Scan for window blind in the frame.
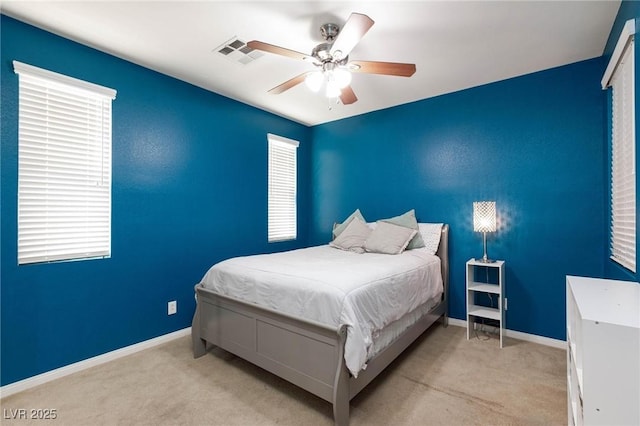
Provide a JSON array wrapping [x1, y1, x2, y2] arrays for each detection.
[[14, 61, 117, 265], [268, 134, 299, 242], [608, 39, 636, 272]]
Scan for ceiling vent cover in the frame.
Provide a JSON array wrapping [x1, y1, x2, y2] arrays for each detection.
[[214, 37, 263, 65]]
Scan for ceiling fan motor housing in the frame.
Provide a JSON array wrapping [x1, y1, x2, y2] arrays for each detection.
[[311, 42, 332, 62], [311, 42, 348, 65]]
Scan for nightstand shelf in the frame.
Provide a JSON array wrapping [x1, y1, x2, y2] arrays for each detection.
[[466, 259, 505, 348], [467, 282, 501, 294], [467, 305, 500, 320]]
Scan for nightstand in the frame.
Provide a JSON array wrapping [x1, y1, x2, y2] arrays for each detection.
[[466, 259, 505, 348]]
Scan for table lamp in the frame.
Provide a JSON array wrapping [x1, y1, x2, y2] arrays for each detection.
[[473, 201, 497, 263]]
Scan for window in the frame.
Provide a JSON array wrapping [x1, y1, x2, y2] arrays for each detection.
[[603, 20, 636, 272], [13, 61, 117, 265], [268, 133, 299, 242]]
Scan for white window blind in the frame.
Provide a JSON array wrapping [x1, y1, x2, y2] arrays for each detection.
[[606, 33, 636, 272], [268, 134, 299, 242], [13, 61, 117, 265]]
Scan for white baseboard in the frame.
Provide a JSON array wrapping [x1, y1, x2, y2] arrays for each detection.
[[447, 318, 566, 349], [0, 327, 191, 399]]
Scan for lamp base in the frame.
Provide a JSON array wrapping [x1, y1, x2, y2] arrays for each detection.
[[474, 257, 496, 264]]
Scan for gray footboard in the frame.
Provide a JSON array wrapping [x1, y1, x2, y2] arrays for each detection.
[[192, 287, 346, 404], [192, 225, 449, 426]]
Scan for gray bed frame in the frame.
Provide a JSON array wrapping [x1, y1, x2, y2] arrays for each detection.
[[192, 224, 449, 425]]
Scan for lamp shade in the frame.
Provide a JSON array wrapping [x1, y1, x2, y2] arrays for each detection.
[[473, 201, 496, 233], [325, 80, 342, 98], [305, 71, 324, 92], [333, 68, 352, 89]]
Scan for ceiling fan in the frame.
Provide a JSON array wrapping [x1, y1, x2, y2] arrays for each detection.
[[247, 12, 416, 105]]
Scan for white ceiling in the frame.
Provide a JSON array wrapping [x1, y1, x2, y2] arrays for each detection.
[[2, 1, 620, 126]]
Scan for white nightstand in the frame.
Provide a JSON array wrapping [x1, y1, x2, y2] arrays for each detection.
[[466, 258, 505, 348]]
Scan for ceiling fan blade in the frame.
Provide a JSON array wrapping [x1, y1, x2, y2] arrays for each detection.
[[330, 13, 374, 61], [340, 85, 358, 105], [247, 40, 310, 61], [268, 72, 313, 94], [349, 60, 416, 77]]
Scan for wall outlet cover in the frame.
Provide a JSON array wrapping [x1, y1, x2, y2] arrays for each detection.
[[168, 300, 177, 315]]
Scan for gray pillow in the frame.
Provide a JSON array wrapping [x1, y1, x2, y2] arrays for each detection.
[[330, 217, 372, 253], [381, 209, 425, 250], [364, 221, 417, 255], [333, 209, 365, 239]]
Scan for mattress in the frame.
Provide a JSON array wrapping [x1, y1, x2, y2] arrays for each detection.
[[199, 245, 443, 377], [368, 293, 441, 360]]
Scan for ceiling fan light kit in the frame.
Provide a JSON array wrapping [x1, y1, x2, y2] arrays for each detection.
[[247, 12, 416, 105], [305, 64, 352, 97]]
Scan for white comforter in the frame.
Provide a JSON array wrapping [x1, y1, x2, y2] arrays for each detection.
[[199, 245, 443, 377]]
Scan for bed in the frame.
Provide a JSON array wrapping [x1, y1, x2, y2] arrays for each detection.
[[192, 223, 449, 425]]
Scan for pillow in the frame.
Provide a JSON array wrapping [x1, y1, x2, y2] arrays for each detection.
[[364, 221, 417, 255], [381, 209, 425, 250], [330, 217, 372, 253], [333, 209, 365, 239], [418, 223, 443, 255]]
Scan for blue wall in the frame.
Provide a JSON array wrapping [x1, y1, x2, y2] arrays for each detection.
[[310, 58, 607, 341], [0, 16, 312, 386], [603, 1, 640, 282]]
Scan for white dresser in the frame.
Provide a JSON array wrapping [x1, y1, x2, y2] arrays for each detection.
[[566, 275, 640, 426]]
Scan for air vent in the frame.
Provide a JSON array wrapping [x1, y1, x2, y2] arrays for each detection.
[[214, 37, 263, 65]]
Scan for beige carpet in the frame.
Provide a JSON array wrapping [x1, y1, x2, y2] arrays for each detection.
[[1, 325, 566, 425]]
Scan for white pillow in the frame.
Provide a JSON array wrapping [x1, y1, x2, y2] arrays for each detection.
[[333, 209, 365, 239], [364, 221, 417, 255], [418, 223, 443, 255], [330, 217, 372, 253]]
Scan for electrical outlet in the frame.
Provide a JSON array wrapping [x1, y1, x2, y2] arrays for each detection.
[[504, 298, 508, 311], [168, 300, 177, 315]]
